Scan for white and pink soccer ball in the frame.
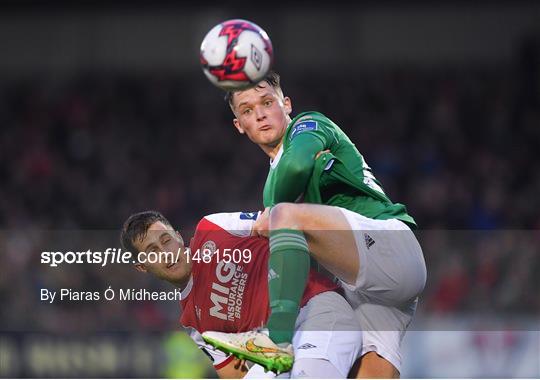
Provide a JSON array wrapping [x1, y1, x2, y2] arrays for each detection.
[[200, 19, 274, 91]]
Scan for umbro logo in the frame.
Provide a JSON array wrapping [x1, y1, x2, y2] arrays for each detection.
[[297, 343, 317, 350], [364, 233, 375, 249]]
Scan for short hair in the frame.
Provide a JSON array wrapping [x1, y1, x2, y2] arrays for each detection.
[[120, 210, 172, 255], [225, 70, 282, 109]]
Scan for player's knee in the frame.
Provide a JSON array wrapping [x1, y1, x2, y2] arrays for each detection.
[[270, 203, 303, 229], [351, 352, 400, 379]]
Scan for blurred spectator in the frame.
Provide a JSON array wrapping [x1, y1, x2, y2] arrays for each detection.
[[1, 55, 539, 332]]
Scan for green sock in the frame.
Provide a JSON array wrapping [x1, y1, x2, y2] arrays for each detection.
[[266, 228, 310, 344]]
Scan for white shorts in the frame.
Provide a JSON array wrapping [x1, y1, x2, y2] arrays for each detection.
[[338, 208, 427, 372], [293, 291, 363, 377], [245, 291, 363, 379]]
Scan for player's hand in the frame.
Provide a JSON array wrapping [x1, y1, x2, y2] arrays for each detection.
[[233, 357, 249, 371], [252, 207, 270, 237], [315, 149, 331, 160]]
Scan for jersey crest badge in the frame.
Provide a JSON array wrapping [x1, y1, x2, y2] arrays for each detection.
[[201, 240, 217, 255]]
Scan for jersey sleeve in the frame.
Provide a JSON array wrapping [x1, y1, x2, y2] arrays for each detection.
[[269, 115, 336, 205], [203, 212, 260, 237], [287, 114, 336, 147], [186, 327, 235, 370]]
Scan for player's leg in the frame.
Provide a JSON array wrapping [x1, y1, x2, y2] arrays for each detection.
[[202, 290, 362, 376], [292, 291, 363, 378], [345, 297, 420, 379], [265, 206, 315, 345], [269, 203, 426, 378], [349, 352, 400, 378], [269, 202, 426, 305], [265, 236, 310, 345], [268, 202, 393, 379], [269, 203, 361, 285], [202, 329, 294, 374], [265, 202, 360, 346]]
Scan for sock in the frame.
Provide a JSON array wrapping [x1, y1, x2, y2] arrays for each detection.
[[266, 228, 310, 344]]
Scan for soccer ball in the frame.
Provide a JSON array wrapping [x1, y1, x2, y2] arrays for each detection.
[[200, 19, 273, 91]]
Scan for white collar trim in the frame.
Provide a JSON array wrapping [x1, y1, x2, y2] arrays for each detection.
[[180, 275, 193, 300], [270, 144, 284, 169]]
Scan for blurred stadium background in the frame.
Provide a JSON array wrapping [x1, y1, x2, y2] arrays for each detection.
[[0, 1, 539, 378]]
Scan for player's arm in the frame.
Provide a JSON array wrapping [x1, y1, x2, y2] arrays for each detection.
[[270, 133, 325, 203]]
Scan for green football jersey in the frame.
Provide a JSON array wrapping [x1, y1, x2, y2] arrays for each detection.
[[263, 111, 416, 228]]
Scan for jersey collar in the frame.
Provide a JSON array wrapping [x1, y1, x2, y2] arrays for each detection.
[[180, 275, 193, 300], [269, 144, 284, 169]]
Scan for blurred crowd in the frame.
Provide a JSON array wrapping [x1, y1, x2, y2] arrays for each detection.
[[1, 43, 539, 331]]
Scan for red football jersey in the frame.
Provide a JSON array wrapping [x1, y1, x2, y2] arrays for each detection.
[[180, 212, 339, 334]]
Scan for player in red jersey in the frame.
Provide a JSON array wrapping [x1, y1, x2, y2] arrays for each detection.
[[121, 210, 362, 378]]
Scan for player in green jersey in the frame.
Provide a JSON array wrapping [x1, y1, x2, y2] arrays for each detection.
[[205, 72, 426, 378]]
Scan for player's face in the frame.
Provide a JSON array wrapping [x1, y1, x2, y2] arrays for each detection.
[[232, 81, 292, 155], [133, 221, 192, 288]]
